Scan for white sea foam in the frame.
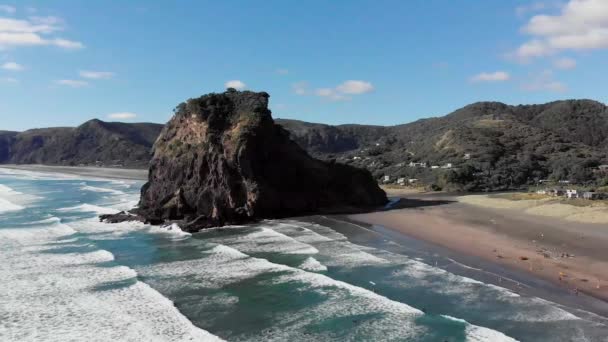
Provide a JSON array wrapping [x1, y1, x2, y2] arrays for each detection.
[[57, 203, 121, 215], [204, 226, 319, 255], [0, 197, 24, 213], [80, 184, 126, 196], [0, 220, 223, 342], [153, 223, 192, 240], [299, 256, 328, 272], [0, 183, 42, 213]]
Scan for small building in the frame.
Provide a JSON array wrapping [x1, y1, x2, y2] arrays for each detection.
[[383, 175, 391, 183], [463, 153, 471, 160], [583, 192, 604, 200], [397, 177, 406, 185], [598, 165, 608, 172], [536, 189, 547, 195], [566, 189, 580, 199], [408, 162, 427, 168], [353, 156, 361, 160], [548, 188, 565, 197], [408, 178, 419, 185], [431, 165, 439, 169], [441, 163, 453, 169]]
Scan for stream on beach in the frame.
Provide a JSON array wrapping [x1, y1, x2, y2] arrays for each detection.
[[1, 167, 607, 341]]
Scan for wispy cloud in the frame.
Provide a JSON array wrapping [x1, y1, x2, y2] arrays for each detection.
[[276, 68, 289, 75], [0, 15, 83, 49], [79, 70, 115, 79], [224, 80, 246, 90], [0, 5, 16, 14], [0, 76, 17, 83], [470, 71, 511, 82], [515, 2, 549, 17], [512, 0, 608, 61], [55, 79, 88, 88], [521, 70, 567, 92], [1, 61, 23, 71], [553, 57, 577, 69], [301, 80, 375, 102], [107, 112, 137, 120], [292, 81, 308, 95]]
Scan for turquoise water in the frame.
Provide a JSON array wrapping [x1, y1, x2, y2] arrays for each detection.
[[1, 168, 607, 341]]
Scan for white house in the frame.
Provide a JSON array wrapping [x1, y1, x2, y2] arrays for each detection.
[[397, 177, 406, 185], [566, 189, 579, 199], [383, 175, 391, 182], [441, 163, 453, 169], [431, 165, 439, 169]]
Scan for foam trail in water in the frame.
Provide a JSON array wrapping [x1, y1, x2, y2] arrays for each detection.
[[202, 226, 319, 255], [299, 256, 328, 272], [80, 184, 127, 196], [0, 220, 223, 342], [57, 203, 120, 215]]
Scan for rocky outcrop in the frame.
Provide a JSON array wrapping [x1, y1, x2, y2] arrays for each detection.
[[105, 89, 387, 231]]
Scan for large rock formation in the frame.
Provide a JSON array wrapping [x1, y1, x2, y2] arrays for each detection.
[[114, 89, 387, 231]]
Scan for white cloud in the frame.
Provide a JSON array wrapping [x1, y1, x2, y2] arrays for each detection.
[[314, 88, 349, 101], [224, 80, 246, 90], [107, 112, 137, 120], [276, 68, 288, 75], [554, 57, 577, 69], [292, 81, 308, 95], [55, 79, 88, 88], [79, 70, 115, 79], [1, 61, 22, 71], [302, 80, 375, 101], [513, 0, 608, 60], [515, 1, 550, 17], [0, 76, 17, 83], [521, 70, 567, 92], [0, 5, 16, 14], [335, 80, 375, 94], [0, 16, 83, 49], [470, 71, 511, 82]]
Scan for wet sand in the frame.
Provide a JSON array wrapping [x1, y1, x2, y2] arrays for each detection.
[[349, 192, 608, 312], [0, 164, 148, 180]]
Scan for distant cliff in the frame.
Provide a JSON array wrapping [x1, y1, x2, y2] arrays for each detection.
[[3, 98, 608, 191], [105, 89, 387, 231], [0, 120, 163, 168], [277, 100, 608, 191]]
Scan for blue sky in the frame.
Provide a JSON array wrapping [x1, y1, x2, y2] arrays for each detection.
[[1, 0, 607, 131]]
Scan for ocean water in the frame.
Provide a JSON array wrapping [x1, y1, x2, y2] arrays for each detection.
[[1, 168, 607, 341]]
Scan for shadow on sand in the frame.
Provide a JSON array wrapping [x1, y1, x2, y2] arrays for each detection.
[[385, 197, 456, 211]]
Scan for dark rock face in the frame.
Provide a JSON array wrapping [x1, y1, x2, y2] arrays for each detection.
[[127, 89, 387, 231]]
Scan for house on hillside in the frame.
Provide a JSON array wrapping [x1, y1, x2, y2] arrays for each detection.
[[547, 188, 565, 197], [431, 165, 439, 169], [408, 178, 419, 185], [566, 189, 580, 199], [583, 191, 604, 200], [397, 177, 406, 185], [441, 163, 453, 169], [463, 153, 471, 160], [408, 162, 427, 168], [383, 175, 391, 183]]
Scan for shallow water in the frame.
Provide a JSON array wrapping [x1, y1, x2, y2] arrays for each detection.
[[1, 167, 607, 341]]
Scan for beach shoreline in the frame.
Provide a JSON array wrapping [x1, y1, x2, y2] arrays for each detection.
[[345, 192, 608, 319], [0, 164, 148, 181]]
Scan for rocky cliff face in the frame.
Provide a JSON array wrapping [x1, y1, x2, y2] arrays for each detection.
[[130, 89, 387, 231]]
